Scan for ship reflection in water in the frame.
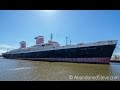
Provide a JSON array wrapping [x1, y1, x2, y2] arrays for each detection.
[[0, 57, 120, 81]]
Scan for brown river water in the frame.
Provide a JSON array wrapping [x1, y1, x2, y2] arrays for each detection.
[[0, 57, 120, 81]]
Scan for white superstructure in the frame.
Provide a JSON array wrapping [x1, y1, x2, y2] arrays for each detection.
[[6, 40, 118, 54]]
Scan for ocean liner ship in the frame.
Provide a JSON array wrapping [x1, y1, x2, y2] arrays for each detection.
[[2, 34, 118, 64]]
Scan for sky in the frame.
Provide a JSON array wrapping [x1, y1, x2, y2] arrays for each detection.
[[0, 10, 120, 55]]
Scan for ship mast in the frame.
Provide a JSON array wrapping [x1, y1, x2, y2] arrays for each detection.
[[70, 40, 71, 45], [7, 48, 9, 52], [66, 36, 68, 46], [51, 33, 53, 41]]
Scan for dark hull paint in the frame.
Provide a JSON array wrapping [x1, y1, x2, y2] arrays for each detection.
[[2, 44, 116, 64]]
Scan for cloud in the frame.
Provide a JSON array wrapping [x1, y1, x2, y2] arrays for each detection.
[[0, 44, 12, 50], [0, 49, 6, 55], [0, 44, 17, 55]]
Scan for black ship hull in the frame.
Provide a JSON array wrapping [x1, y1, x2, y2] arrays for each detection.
[[2, 44, 116, 64]]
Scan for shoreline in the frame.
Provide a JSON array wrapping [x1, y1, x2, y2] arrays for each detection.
[[110, 60, 120, 63]]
